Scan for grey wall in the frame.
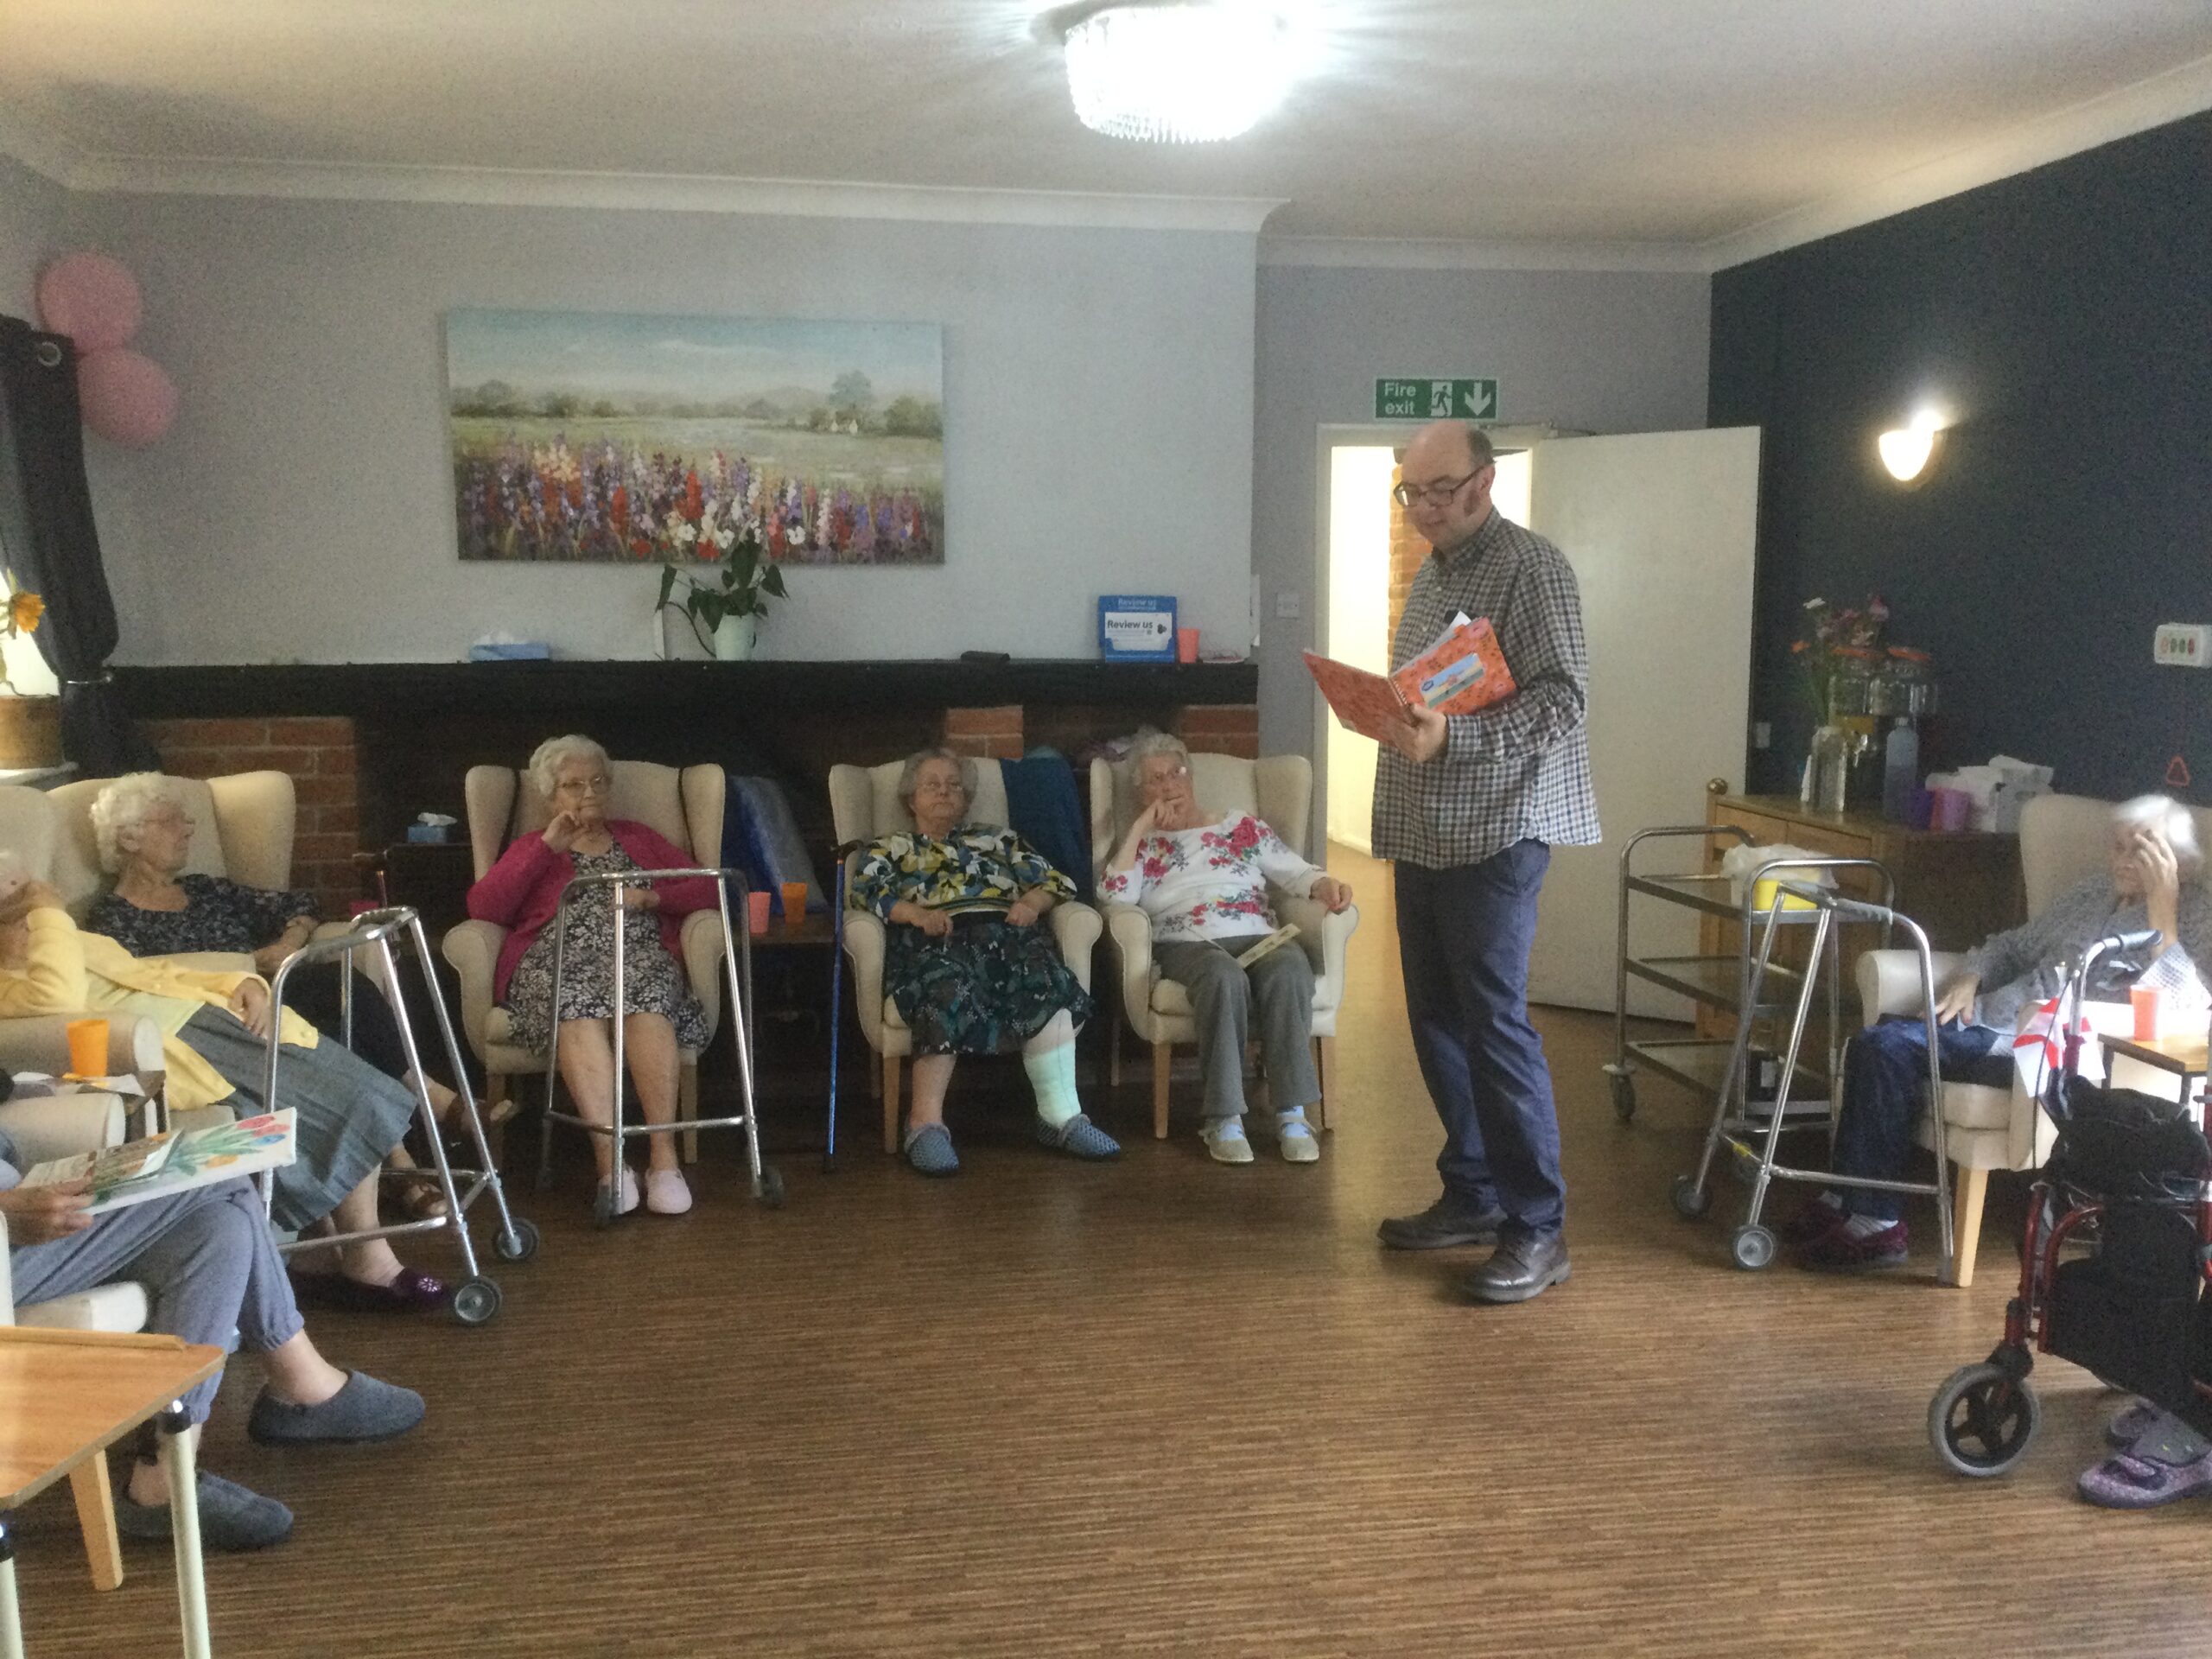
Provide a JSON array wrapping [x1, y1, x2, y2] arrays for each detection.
[[0, 156, 63, 319], [58, 191, 1260, 665], [1250, 264, 1713, 822]]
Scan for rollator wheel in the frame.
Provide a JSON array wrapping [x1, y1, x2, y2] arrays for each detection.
[[1929, 1362, 2040, 1477], [1669, 1175, 1713, 1220], [493, 1217, 542, 1262], [1729, 1224, 1777, 1270], [591, 1184, 617, 1229], [1609, 1071, 1637, 1122], [754, 1166, 786, 1208], [450, 1277, 503, 1326]]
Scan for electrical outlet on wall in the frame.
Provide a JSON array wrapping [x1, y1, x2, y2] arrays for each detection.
[[1752, 721, 1771, 750], [1275, 591, 1302, 620], [2154, 623, 2211, 667]]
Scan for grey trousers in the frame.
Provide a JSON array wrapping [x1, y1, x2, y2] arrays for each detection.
[[1154, 933, 1319, 1120], [9, 1177, 305, 1424]]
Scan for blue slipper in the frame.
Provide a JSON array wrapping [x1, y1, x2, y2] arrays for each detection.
[[116, 1471, 293, 1552], [1037, 1113, 1121, 1160], [247, 1371, 425, 1446], [905, 1122, 960, 1177]]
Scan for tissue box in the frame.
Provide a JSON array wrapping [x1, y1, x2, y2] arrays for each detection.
[[468, 641, 551, 662], [406, 823, 450, 843]]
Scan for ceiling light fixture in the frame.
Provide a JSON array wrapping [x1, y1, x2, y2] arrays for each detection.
[[1061, 2, 1294, 144], [1877, 410, 1947, 485]]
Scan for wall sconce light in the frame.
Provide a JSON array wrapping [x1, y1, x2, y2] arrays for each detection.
[[1877, 410, 1946, 485]]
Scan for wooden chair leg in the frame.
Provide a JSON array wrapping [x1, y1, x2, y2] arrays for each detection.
[[678, 1064, 700, 1165], [882, 1052, 903, 1155], [1948, 1164, 1989, 1287], [1313, 1036, 1333, 1131], [1152, 1042, 1173, 1140], [71, 1451, 123, 1592]]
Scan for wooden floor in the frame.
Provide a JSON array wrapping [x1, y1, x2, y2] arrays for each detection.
[[13, 845, 2211, 1656]]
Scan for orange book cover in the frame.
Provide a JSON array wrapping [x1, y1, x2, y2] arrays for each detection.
[[1305, 618, 1516, 741]]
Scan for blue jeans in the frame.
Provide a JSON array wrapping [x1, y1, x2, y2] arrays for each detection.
[[1395, 842, 1565, 1236], [1833, 1015, 2012, 1220]]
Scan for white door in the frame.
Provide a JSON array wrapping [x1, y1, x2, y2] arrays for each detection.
[[1525, 427, 1762, 1014], [1324, 448, 1397, 851]]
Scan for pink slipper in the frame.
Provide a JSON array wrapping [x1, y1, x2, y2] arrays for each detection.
[[645, 1168, 692, 1216]]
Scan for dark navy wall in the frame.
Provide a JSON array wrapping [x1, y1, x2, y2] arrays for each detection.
[[1711, 113, 2212, 800]]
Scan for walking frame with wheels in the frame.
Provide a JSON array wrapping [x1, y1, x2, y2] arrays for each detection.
[[259, 906, 539, 1327], [1928, 927, 2212, 1478], [531, 867, 784, 1222], [1666, 864, 1915, 1272]]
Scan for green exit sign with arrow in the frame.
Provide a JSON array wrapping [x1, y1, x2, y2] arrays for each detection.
[[1375, 377, 1498, 421]]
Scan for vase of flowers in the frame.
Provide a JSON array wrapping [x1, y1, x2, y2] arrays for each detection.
[[0, 587, 57, 769], [657, 518, 787, 661], [1790, 594, 1887, 810]]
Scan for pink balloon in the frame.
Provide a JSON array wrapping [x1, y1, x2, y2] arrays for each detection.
[[36, 253, 143, 353], [78, 348, 178, 447]]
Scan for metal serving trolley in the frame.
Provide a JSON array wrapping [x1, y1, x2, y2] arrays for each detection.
[[1603, 826, 1897, 1267], [263, 906, 537, 1325], [531, 866, 785, 1223]]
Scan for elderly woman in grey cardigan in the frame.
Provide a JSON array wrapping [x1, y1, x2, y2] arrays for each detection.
[[1792, 793, 2211, 1274]]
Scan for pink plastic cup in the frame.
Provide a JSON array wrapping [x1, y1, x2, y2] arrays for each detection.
[[747, 891, 772, 935]]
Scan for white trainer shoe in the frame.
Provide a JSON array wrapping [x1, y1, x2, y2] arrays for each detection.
[[1201, 1116, 1254, 1165], [1277, 1112, 1321, 1164]]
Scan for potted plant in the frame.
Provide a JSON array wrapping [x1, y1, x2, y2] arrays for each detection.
[[0, 585, 57, 769], [657, 519, 789, 661]]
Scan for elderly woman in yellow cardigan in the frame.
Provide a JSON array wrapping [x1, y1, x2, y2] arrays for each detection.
[[0, 874, 441, 1311]]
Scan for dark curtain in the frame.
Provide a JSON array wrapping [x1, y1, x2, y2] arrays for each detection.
[[0, 315, 156, 773]]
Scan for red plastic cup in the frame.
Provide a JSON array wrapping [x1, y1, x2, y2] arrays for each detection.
[[2132, 984, 2159, 1040], [1176, 626, 1200, 664], [747, 891, 772, 936]]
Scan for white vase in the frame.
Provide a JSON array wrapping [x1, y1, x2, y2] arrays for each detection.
[[711, 613, 757, 662]]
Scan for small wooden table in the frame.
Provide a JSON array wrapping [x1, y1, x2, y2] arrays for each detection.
[[0, 1326, 226, 1657], [2101, 1032, 2210, 1096]]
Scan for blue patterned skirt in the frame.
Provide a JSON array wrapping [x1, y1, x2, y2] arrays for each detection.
[[884, 914, 1092, 1056]]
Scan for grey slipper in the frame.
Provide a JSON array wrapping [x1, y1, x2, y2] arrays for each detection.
[[116, 1471, 294, 1552], [905, 1122, 960, 1177], [1037, 1113, 1122, 1160], [247, 1370, 426, 1446]]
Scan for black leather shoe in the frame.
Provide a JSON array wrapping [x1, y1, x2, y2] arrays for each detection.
[[1377, 1197, 1507, 1250], [1461, 1231, 1571, 1303]]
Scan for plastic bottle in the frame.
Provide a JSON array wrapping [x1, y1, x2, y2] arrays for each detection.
[[1883, 718, 1920, 822]]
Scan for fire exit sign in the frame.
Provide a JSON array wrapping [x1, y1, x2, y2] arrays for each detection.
[[1375, 377, 1498, 421]]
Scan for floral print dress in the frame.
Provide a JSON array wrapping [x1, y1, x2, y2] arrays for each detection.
[[1097, 812, 1324, 943], [850, 826, 1092, 1056], [504, 844, 709, 1052]]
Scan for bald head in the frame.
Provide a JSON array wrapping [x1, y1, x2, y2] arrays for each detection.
[[1395, 421, 1497, 551]]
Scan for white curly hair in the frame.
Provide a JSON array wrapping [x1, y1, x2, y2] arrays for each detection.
[[2113, 794, 2203, 877], [89, 772, 185, 874], [528, 734, 612, 801]]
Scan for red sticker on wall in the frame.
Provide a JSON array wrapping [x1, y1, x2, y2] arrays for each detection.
[[2166, 754, 2191, 789]]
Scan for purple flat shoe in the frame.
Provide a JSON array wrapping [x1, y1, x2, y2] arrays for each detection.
[[290, 1266, 449, 1314], [2078, 1446, 2212, 1510]]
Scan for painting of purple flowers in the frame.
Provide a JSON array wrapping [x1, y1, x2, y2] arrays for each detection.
[[445, 308, 944, 564]]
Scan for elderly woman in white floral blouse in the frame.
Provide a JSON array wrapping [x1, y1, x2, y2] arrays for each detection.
[[1100, 734, 1353, 1166]]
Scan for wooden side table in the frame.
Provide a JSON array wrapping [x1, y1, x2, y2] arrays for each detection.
[[2101, 1033, 2209, 1098], [0, 1326, 226, 1657]]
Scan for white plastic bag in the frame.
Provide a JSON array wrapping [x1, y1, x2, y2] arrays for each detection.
[[1719, 842, 1838, 911]]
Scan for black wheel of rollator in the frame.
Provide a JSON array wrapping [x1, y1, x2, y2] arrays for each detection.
[[1669, 1174, 1713, 1220], [754, 1166, 785, 1208], [450, 1277, 502, 1326], [1929, 1362, 2040, 1477], [591, 1183, 617, 1230], [1730, 1224, 1777, 1270], [493, 1217, 541, 1262], [1610, 1071, 1637, 1122]]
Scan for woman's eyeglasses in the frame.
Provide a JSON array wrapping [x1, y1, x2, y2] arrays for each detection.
[[557, 775, 612, 798]]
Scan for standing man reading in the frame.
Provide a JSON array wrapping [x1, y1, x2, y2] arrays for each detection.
[[1373, 421, 1599, 1304]]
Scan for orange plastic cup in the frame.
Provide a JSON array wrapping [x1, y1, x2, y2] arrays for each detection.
[[747, 891, 772, 935], [781, 881, 808, 929], [65, 1016, 109, 1080], [2132, 984, 2159, 1040]]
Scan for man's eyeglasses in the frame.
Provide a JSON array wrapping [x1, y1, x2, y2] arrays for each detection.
[[1392, 470, 1483, 509]]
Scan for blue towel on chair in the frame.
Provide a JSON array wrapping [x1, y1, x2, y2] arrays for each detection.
[[723, 774, 827, 912], [1001, 750, 1091, 902]]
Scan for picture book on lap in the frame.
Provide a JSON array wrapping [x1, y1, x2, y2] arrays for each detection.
[[19, 1110, 297, 1216]]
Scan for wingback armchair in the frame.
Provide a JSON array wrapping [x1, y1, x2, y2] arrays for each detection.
[[828, 758, 1102, 1154], [1855, 791, 2212, 1287], [442, 760, 728, 1159], [1088, 751, 1357, 1140]]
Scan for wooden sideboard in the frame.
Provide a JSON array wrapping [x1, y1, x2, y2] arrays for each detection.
[[1694, 791, 2026, 1039]]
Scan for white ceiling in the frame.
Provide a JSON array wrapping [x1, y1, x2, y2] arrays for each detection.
[[1, 1, 2208, 264]]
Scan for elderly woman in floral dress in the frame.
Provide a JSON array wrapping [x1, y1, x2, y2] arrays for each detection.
[[852, 748, 1117, 1177], [1099, 733, 1354, 1165]]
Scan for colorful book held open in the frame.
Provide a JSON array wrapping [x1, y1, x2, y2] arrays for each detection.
[[1303, 615, 1516, 744], [19, 1110, 298, 1217]]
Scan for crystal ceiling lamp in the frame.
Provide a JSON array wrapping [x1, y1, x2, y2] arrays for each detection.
[[1060, 2, 1294, 143]]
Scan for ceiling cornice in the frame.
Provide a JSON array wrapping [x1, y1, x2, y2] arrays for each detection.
[[1700, 48, 2212, 270], [1259, 235, 1709, 274], [58, 152, 1287, 234]]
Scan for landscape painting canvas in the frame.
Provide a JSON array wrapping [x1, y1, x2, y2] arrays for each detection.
[[446, 308, 944, 564]]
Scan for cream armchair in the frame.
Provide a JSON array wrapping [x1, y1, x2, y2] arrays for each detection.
[[828, 759, 1102, 1154], [1856, 792, 2212, 1288], [1089, 752, 1357, 1140], [442, 760, 728, 1160]]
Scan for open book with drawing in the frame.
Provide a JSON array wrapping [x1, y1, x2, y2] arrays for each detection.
[[1303, 613, 1516, 744], [18, 1110, 297, 1216]]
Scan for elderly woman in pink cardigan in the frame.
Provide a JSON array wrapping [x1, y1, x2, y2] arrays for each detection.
[[467, 734, 721, 1218]]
